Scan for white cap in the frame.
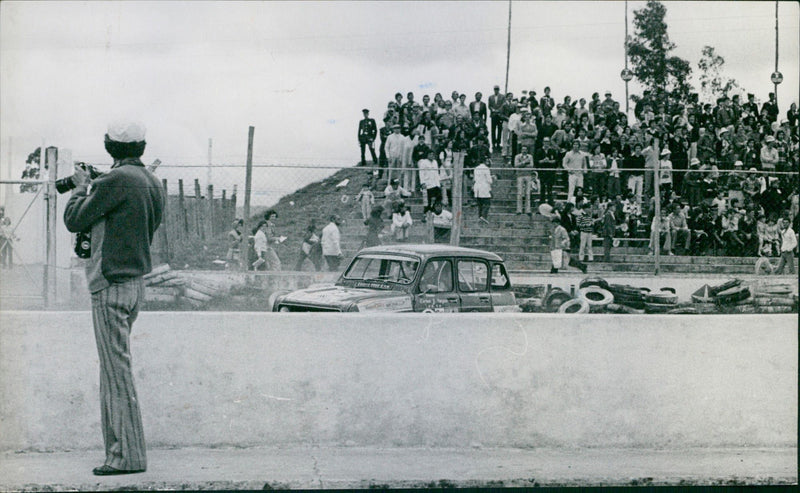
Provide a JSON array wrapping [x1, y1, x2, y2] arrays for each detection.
[[107, 121, 146, 143]]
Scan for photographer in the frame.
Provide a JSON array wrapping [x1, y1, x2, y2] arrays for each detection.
[[63, 121, 164, 476]]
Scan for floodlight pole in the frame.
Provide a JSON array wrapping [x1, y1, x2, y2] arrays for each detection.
[[774, 0, 779, 105], [624, 0, 629, 116], [504, 0, 512, 94]]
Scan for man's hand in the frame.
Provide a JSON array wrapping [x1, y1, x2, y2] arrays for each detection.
[[72, 164, 91, 190]]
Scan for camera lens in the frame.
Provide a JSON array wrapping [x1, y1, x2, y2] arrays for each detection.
[[55, 176, 76, 194]]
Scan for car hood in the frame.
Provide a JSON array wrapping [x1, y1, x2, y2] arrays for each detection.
[[280, 285, 412, 310]]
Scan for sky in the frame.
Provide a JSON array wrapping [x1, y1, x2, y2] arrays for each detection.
[[1, 0, 798, 206]]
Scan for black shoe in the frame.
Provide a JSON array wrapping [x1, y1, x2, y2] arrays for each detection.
[[550, 267, 558, 274], [580, 265, 588, 274], [93, 465, 146, 476]]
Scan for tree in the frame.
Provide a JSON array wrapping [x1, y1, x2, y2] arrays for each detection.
[[697, 45, 741, 103], [626, 0, 692, 103]]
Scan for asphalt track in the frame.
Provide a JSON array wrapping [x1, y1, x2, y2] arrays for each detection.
[[0, 446, 796, 490]]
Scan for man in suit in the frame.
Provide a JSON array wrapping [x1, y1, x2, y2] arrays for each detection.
[[488, 85, 505, 151], [601, 205, 616, 262], [64, 121, 164, 476], [469, 92, 487, 123], [358, 108, 378, 166]]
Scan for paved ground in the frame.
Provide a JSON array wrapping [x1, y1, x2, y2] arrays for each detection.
[[0, 446, 795, 490]]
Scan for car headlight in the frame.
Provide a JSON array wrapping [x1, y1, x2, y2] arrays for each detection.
[[278, 306, 291, 313], [346, 304, 360, 312]]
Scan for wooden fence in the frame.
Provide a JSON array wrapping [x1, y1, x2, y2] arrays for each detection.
[[152, 178, 237, 264]]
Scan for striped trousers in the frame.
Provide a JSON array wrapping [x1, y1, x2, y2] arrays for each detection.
[[91, 278, 147, 471]]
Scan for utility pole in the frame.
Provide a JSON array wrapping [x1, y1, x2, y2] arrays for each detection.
[[44, 145, 58, 305], [504, 0, 512, 94], [774, 0, 779, 105], [240, 127, 255, 271]]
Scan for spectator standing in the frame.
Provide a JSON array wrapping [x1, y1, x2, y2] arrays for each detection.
[[514, 145, 534, 215], [587, 144, 607, 199], [469, 92, 487, 122], [473, 160, 493, 223], [259, 210, 282, 271], [549, 215, 587, 274], [562, 140, 586, 203], [658, 148, 673, 198], [439, 140, 454, 206], [517, 111, 538, 155], [391, 202, 413, 242], [0, 216, 16, 268], [321, 214, 343, 271], [642, 136, 660, 199], [358, 108, 378, 167], [453, 93, 470, 121], [295, 220, 323, 271], [601, 204, 617, 262], [226, 219, 243, 262], [576, 202, 595, 262], [500, 93, 516, 160], [488, 85, 505, 151], [384, 124, 404, 183], [535, 137, 558, 206], [418, 150, 442, 219], [539, 86, 555, 116], [354, 182, 375, 221], [607, 148, 622, 199], [363, 206, 384, 248]]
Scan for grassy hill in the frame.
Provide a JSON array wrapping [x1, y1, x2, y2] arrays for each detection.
[[172, 165, 377, 270]]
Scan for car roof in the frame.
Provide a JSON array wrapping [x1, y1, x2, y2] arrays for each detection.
[[357, 244, 504, 262]]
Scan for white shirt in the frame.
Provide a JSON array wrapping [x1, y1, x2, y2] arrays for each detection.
[[321, 222, 341, 256], [473, 163, 493, 198], [418, 158, 441, 188], [385, 133, 405, 159], [780, 226, 797, 252], [254, 229, 268, 255], [392, 211, 413, 229], [432, 209, 453, 228]]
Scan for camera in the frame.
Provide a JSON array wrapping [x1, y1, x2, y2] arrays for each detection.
[[55, 162, 102, 194]]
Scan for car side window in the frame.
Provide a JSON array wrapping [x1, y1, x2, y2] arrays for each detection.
[[418, 259, 453, 293], [457, 260, 488, 293], [491, 263, 510, 290]]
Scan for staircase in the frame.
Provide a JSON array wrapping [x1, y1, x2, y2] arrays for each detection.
[[338, 152, 770, 275]]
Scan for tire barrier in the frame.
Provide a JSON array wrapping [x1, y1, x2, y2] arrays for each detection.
[[577, 286, 614, 312], [558, 297, 591, 314], [607, 284, 648, 309], [644, 288, 679, 305], [715, 286, 751, 306], [543, 289, 573, 312], [579, 276, 610, 292], [754, 257, 775, 275], [708, 279, 742, 296], [644, 301, 677, 314], [605, 303, 644, 314]]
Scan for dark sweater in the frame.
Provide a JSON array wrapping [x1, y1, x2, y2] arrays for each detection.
[[64, 157, 164, 291]]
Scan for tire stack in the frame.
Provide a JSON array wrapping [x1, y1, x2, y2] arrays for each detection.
[[738, 280, 797, 314]]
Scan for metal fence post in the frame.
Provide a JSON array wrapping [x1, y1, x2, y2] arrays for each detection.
[[450, 152, 463, 246], [240, 126, 254, 271]]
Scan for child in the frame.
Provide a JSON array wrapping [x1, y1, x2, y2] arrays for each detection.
[[391, 201, 413, 242], [355, 182, 375, 221], [382, 178, 411, 217]]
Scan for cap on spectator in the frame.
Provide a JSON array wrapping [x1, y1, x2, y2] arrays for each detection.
[[493, 85, 500, 89], [749, 167, 757, 171], [660, 148, 671, 156], [392, 123, 401, 129], [719, 128, 728, 134], [734, 160, 743, 167], [604, 90, 612, 96], [362, 108, 369, 113], [765, 135, 775, 142], [107, 120, 146, 143], [530, 90, 537, 95], [747, 93, 754, 98], [690, 158, 700, 166]]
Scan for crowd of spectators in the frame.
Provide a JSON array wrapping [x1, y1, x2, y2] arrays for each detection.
[[357, 84, 798, 264]]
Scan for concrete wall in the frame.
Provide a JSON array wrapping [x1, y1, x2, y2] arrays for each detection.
[[0, 312, 796, 452]]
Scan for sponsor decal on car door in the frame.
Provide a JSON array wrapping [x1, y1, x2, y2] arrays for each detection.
[[414, 258, 459, 312]]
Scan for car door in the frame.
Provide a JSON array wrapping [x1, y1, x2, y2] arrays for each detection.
[[489, 262, 516, 311], [456, 258, 492, 312], [414, 257, 459, 312]]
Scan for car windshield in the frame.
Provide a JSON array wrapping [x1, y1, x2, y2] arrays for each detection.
[[343, 254, 420, 285]]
